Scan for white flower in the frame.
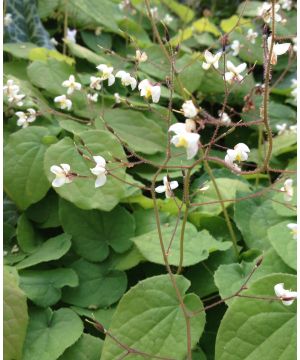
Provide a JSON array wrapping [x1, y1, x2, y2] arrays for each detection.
[[15, 108, 36, 128], [135, 50, 148, 63], [267, 37, 290, 65], [50, 164, 73, 187], [225, 143, 250, 166], [115, 71, 137, 90], [292, 37, 297, 52], [155, 176, 178, 198], [276, 123, 287, 135], [246, 29, 258, 44], [182, 100, 198, 118], [66, 28, 77, 43], [274, 283, 297, 305], [138, 79, 161, 103], [202, 50, 222, 70], [114, 93, 121, 103], [287, 223, 297, 240], [258, 2, 282, 23], [289, 124, 297, 133], [169, 123, 200, 160], [163, 14, 173, 25], [87, 93, 98, 102], [96, 64, 115, 86], [62, 75, 82, 95], [54, 95, 72, 111], [90, 156, 107, 188], [219, 111, 231, 125], [231, 40, 241, 56], [3, 79, 25, 106], [50, 37, 58, 46], [4, 13, 12, 27], [224, 61, 247, 83], [280, 179, 293, 202], [89, 76, 102, 90], [279, 0, 293, 11], [150, 7, 158, 20]]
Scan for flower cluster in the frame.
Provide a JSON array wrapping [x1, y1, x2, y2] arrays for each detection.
[[3, 79, 26, 107], [15, 109, 37, 128]]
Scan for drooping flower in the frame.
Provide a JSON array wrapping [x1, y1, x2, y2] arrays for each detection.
[[155, 176, 179, 198], [87, 93, 98, 103], [66, 28, 77, 43], [258, 2, 282, 23], [287, 223, 297, 240], [163, 14, 173, 25], [280, 179, 293, 201], [225, 143, 250, 167], [114, 93, 121, 104], [246, 28, 258, 44], [50, 164, 73, 187], [135, 50, 148, 63], [169, 123, 200, 160], [62, 75, 82, 95], [202, 50, 222, 70], [89, 76, 102, 90], [274, 283, 297, 305], [90, 156, 107, 188], [231, 40, 241, 56], [96, 64, 115, 86], [276, 123, 287, 135], [138, 79, 161, 103], [54, 95, 72, 110], [15, 108, 36, 128], [224, 61, 247, 84], [115, 71, 137, 90], [4, 13, 12, 27], [219, 111, 231, 125], [182, 100, 198, 118], [267, 37, 290, 65]]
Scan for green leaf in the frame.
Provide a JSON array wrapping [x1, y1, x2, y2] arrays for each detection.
[[102, 109, 167, 155], [215, 274, 296, 360], [4, 127, 51, 210], [62, 259, 127, 309], [16, 233, 72, 270], [27, 58, 74, 95], [71, 306, 115, 330], [118, 18, 151, 46], [16, 214, 42, 253], [19, 268, 78, 307], [192, 18, 221, 36], [220, 16, 248, 33], [101, 274, 205, 359], [237, 1, 263, 17], [110, 245, 145, 271], [58, 334, 103, 360], [132, 221, 231, 266], [4, 267, 28, 360], [26, 191, 60, 228], [271, 132, 297, 157], [59, 199, 134, 262], [214, 249, 295, 304], [22, 307, 83, 360], [162, 0, 195, 23], [268, 221, 297, 270], [192, 177, 250, 216], [5, 0, 54, 48], [234, 194, 283, 250], [61, 0, 119, 33], [44, 130, 127, 211]]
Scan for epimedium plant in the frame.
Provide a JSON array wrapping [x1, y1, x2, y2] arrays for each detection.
[[3, 0, 297, 359]]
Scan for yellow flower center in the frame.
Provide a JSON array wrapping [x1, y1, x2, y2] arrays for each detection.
[[145, 87, 152, 98], [235, 153, 242, 162], [175, 136, 188, 148]]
